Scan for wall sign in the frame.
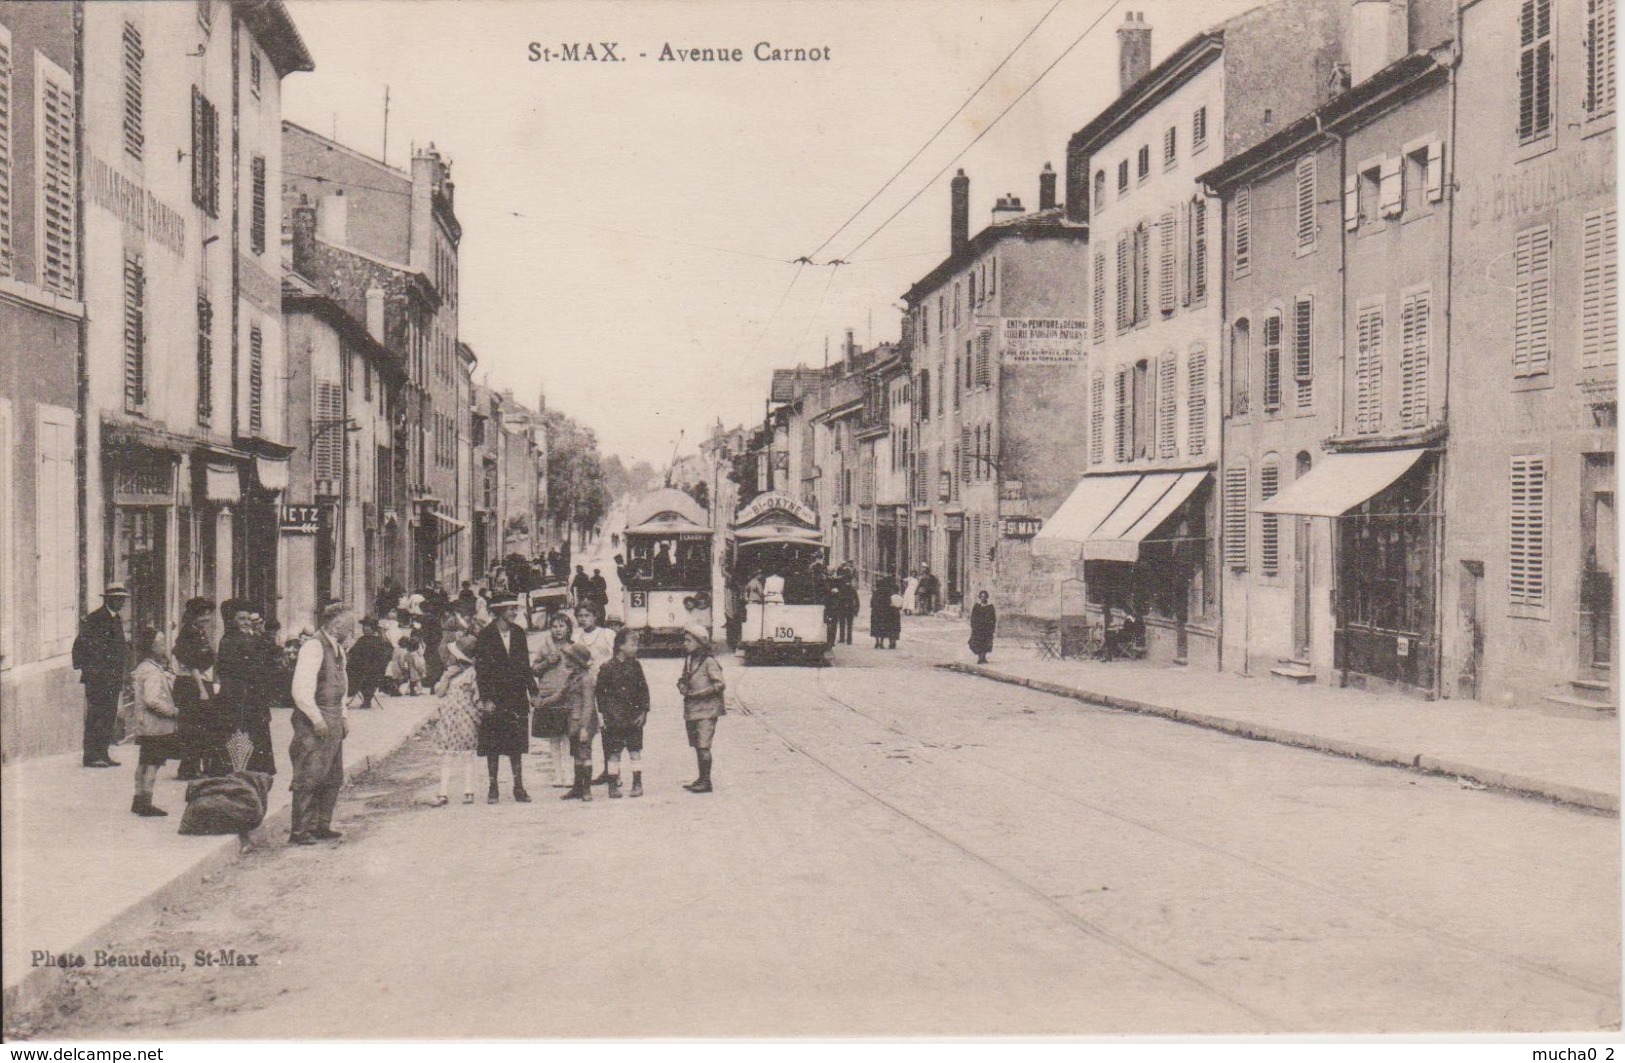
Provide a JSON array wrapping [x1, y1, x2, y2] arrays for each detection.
[[281, 504, 322, 535], [1002, 318, 1086, 364], [1001, 516, 1043, 539]]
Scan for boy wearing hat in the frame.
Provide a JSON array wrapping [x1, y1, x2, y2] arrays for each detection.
[[72, 584, 130, 768], [677, 624, 725, 793], [558, 642, 597, 801]]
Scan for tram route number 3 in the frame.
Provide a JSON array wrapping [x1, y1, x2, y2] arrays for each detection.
[[773, 626, 796, 640]]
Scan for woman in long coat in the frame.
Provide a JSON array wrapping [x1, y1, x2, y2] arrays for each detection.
[[870, 576, 901, 649], [475, 596, 536, 803], [531, 611, 577, 787], [968, 590, 997, 664]]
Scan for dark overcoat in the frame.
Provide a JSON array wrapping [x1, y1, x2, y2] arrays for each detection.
[[475, 620, 534, 757]]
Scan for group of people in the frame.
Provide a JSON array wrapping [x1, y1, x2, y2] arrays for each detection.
[[569, 565, 612, 613]]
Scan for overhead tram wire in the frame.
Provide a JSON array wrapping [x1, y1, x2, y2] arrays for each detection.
[[791, 263, 841, 362], [801, 0, 1070, 263], [836, 0, 1124, 262]]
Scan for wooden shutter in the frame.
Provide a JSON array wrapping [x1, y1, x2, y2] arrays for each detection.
[[1092, 252, 1106, 342], [1508, 456, 1548, 608], [37, 405, 77, 655], [249, 326, 265, 436], [0, 25, 12, 278], [1177, 200, 1192, 306], [251, 155, 267, 255], [1379, 156, 1403, 217], [1582, 208, 1618, 368], [1223, 465, 1249, 570], [1587, 0, 1616, 115], [975, 329, 992, 387], [1356, 305, 1384, 434], [191, 87, 206, 210], [1520, 0, 1554, 141], [1188, 345, 1207, 457], [1344, 173, 1360, 231], [1192, 198, 1208, 300], [1293, 296, 1314, 410], [1164, 125, 1177, 166], [1159, 210, 1176, 313], [1260, 462, 1280, 577], [1400, 290, 1432, 429], [196, 293, 213, 424], [122, 22, 143, 159], [1113, 367, 1128, 462], [1263, 313, 1283, 411], [1234, 186, 1251, 276], [1116, 237, 1130, 332], [123, 254, 145, 411], [315, 380, 344, 487], [960, 426, 971, 483], [1231, 322, 1250, 416], [1514, 224, 1552, 376], [1089, 370, 1105, 465], [1134, 224, 1151, 323], [39, 59, 75, 297], [1159, 353, 1177, 458], [1295, 157, 1317, 251], [1193, 105, 1207, 150], [1425, 141, 1445, 203]]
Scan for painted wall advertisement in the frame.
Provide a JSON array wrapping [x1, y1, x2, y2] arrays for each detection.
[[1001, 318, 1087, 364]]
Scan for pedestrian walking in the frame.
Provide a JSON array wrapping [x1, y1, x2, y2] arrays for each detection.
[[128, 628, 181, 817], [570, 565, 592, 607], [918, 569, 940, 615], [573, 601, 617, 784], [171, 597, 217, 780], [837, 575, 859, 644], [870, 576, 901, 650], [531, 611, 577, 787], [902, 572, 921, 616], [347, 617, 394, 708], [217, 601, 276, 776], [968, 591, 997, 665], [475, 595, 536, 803], [557, 643, 596, 802], [596, 628, 649, 799], [677, 624, 725, 794], [72, 584, 130, 768], [288, 603, 355, 845], [431, 635, 482, 806], [388, 635, 427, 694], [590, 568, 609, 611]]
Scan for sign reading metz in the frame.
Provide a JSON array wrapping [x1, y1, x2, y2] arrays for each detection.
[[280, 505, 322, 535], [1001, 318, 1086, 364]]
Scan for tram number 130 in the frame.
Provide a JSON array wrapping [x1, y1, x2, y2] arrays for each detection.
[[773, 626, 796, 640]]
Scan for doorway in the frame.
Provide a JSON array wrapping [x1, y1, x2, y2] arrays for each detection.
[[1456, 560, 1484, 701], [116, 506, 168, 643], [1292, 452, 1313, 659], [1580, 453, 1615, 682]]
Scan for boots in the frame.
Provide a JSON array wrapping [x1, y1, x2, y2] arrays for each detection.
[[579, 764, 593, 802], [131, 796, 167, 817], [607, 774, 622, 799], [512, 759, 530, 802], [630, 770, 643, 798], [487, 781, 500, 804], [560, 764, 586, 801]]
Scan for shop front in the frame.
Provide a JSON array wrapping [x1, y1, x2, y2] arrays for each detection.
[[105, 444, 180, 642]]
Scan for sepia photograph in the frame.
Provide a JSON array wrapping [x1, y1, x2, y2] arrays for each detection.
[[0, 0, 1618, 1047]]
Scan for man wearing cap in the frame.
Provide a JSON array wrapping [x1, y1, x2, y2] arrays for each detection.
[[73, 584, 130, 768], [677, 623, 726, 793], [288, 602, 355, 845]]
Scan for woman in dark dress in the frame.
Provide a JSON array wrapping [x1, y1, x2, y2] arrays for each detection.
[[870, 576, 901, 650], [171, 597, 216, 780], [968, 590, 997, 664], [475, 596, 536, 803]]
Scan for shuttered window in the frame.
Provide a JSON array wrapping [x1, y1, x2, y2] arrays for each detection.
[[1159, 210, 1176, 314], [315, 380, 344, 487], [975, 329, 992, 387], [1520, 0, 1554, 142], [1344, 173, 1360, 231], [1508, 456, 1548, 609], [1224, 464, 1249, 570], [1356, 304, 1384, 434], [1588, 0, 1617, 116], [1113, 367, 1128, 462], [1514, 224, 1552, 376], [1231, 320, 1251, 416], [1424, 141, 1446, 203], [1116, 236, 1130, 332], [122, 23, 144, 160], [1164, 126, 1177, 168], [1188, 345, 1207, 457], [191, 87, 220, 217], [1582, 208, 1618, 368], [1193, 105, 1208, 151], [1158, 353, 1177, 458], [1234, 186, 1252, 277], [1137, 144, 1150, 181], [1089, 370, 1105, 465], [1379, 157, 1404, 218], [249, 325, 265, 436], [196, 293, 213, 425], [1262, 312, 1283, 411], [123, 254, 145, 411], [1118, 159, 1129, 194], [1293, 296, 1314, 410], [37, 405, 77, 656], [1191, 197, 1208, 301], [1400, 290, 1432, 429], [1260, 461, 1281, 577], [1295, 157, 1317, 252], [1092, 252, 1106, 342], [39, 57, 75, 297], [0, 25, 12, 278], [960, 426, 972, 484], [1133, 223, 1151, 325], [251, 155, 267, 255]]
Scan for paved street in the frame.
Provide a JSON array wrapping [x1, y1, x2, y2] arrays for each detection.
[[20, 637, 1618, 1039]]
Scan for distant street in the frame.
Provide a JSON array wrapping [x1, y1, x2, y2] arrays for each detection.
[[27, 633, 1619, 1038]]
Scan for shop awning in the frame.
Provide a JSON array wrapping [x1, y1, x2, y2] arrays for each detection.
[[1255, 449, 1429, 517], [254, 455, 289, 493], [427, 508, 468, 541], [1032, 473, 1142, 559], [204, 462, 241, 504], [1082, 470, 1210, 563]]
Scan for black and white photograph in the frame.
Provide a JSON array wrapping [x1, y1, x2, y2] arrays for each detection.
[[0, 0, 1618, 1048]]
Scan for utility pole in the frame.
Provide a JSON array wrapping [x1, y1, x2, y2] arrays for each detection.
[[382, 85, 391, 165]]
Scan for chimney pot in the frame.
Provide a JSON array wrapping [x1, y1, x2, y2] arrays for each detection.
[[1117, 11, 1153, 94], [950, 169, 971, 254], [1039, 162, 1058, 211]]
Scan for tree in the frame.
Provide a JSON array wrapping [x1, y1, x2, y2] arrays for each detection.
[[541, 408, 610, 545]]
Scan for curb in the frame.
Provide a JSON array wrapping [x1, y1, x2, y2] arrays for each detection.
[[2, 699, 440, 1025], [939, 663, 1620, 816]]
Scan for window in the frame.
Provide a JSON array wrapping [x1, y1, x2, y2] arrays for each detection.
[[1234, 186, 1252, 276], [1514, 224, 1552, 376], [1357, 160, 1385, 225], [1133, 222, 1151, 325], [122, 23, 143, 160], [1193, 105, 1209, 151], [920, 307, 929, 346], [1163, 126, 1177, 169], [1230, 318, 1251, 416], [191, 87, 220, 217], [316, 381, 344, 486], [1137, 144, 1150, 182], [1113, 367, 1128, 462], [1262, 312, 1283, 411], [249, 324, 264, 436], [952, 347, 961, 408], [1379, 156, 1403, 217], [1116, 235, 1130, 332], [1092, 252, 1106, 343], [1191, 197, 1208, 301], [1519, 0, 1554, 143], [1400, 290, 1432, 428], [953, 283, 960, 327], [1118, 159, 1129, 194], [250, 155, 266, 255], [968, 271, 976, 308], [1295, 157, 1316, 253], [1132, 359, 1153, 459], [1260, 461, 1281, 576], [974, 329, 992, 387], [918, 370, 930, 420], [1509, 456, 1548, 609], [1344, 173, 1360, 231], [1587, 0, 1616, 116], [1159, 211, 1176, 314], [196, 293, 213, 424], [38, 55, 75, 297], [250, 51, 262, 98], [1089, 370, 1105, 465], [1405, 140, 1446, 211], [989, 257, 996, 296], [1356, 303, 1385, 433], [1188, 344, 1208, 457], [0, 25, 12, 278], [1582, 207, 1618, 368], [1293, 296, 1314, 410], [1159, 353, 1177, 458], [937, 357, 944, 416], [1224, 464, 1249, 569], [1094, 170, 1106, 212], [37, 405, 76, 656], [123, 253, 145, 411]]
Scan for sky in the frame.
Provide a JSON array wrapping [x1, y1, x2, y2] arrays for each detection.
[[281, 0, 1265, 467]]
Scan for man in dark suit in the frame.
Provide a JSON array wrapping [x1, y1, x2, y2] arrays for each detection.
[[72, 584, 130, 768], [474, 595, 537, 802]]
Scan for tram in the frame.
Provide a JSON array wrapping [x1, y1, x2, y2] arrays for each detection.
[[619, 487, 715, 654], [731, 492, 829, 665]]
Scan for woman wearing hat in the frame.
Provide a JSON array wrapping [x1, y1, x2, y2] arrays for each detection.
[[474, 594, 537, 803], [431, 634, 483, 805], [677, 624, 725, 793]]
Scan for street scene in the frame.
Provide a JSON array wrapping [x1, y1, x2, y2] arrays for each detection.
[[0, 0, 1618, 1045]]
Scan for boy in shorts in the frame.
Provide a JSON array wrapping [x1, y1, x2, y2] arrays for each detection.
[[594, 627, 649, 798]]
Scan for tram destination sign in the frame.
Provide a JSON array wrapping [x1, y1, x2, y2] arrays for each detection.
[[1002, 318, 1086, 364]]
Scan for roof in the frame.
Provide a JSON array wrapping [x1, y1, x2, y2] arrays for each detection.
[[1066, 31, 1225, 160], [903, 208, 1087, 305], [281, 271, 405, 381], [624, 488, 711, 534], [769, 367, 828, 404], [236, 0, 315, 77], [1198, 52, 1450, 191]]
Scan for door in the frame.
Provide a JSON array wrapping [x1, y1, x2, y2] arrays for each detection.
[[1581, 454, 1616, 682], [1456, 560, 1484, 700], [118, 507, 168, 643], [1292, 453, 1313, 659]]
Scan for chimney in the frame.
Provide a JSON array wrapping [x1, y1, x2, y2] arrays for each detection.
[[846, 328, 856, 361], [318, 190, 347, 244], [365, 288, 386, 345], [1350, 0, 1409, 86], [1118, 11, 1152, 94], [950, 169, 970, 254], [991, 193, 1026, 225], [1038, 162, 1057, 211], [291, 203, 318, 275]]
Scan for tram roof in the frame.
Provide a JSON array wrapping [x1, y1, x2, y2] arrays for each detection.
[[624, 488, 712, 534]]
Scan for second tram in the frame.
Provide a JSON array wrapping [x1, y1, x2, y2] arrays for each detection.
[[730, 492, 829, 665], [619, 488, 715, 654]]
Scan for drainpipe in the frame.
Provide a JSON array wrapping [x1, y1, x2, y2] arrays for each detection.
[[1434, 14, 1465, 701], [1201, 178, 1232, 674], [1317, 110, 1351, 687], [73, 1, 88, 615]]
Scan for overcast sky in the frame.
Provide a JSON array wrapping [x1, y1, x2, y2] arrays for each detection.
[[282, 0, 1263, 467]]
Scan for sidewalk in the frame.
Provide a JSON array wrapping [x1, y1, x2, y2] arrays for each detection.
[[915, 619, 1618, 814], [1, 692, 439, 1018]]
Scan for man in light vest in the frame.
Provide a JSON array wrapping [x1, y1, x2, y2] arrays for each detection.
[[288, 602, 355, 845]]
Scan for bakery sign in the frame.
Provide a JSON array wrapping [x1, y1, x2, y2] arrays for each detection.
[[1002, 318, 1086, 364]]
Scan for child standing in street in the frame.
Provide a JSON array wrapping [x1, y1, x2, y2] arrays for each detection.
[[558, 643, 598, 802], [677, 624, 725, 794], [389, 635, 427, 695], [595, 628, 650, 798]]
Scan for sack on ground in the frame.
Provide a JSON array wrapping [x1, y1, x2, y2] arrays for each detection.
[[178, 771, 274, 835]]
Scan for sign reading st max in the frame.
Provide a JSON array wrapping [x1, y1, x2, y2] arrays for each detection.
[[527, 41, 832, 63]]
